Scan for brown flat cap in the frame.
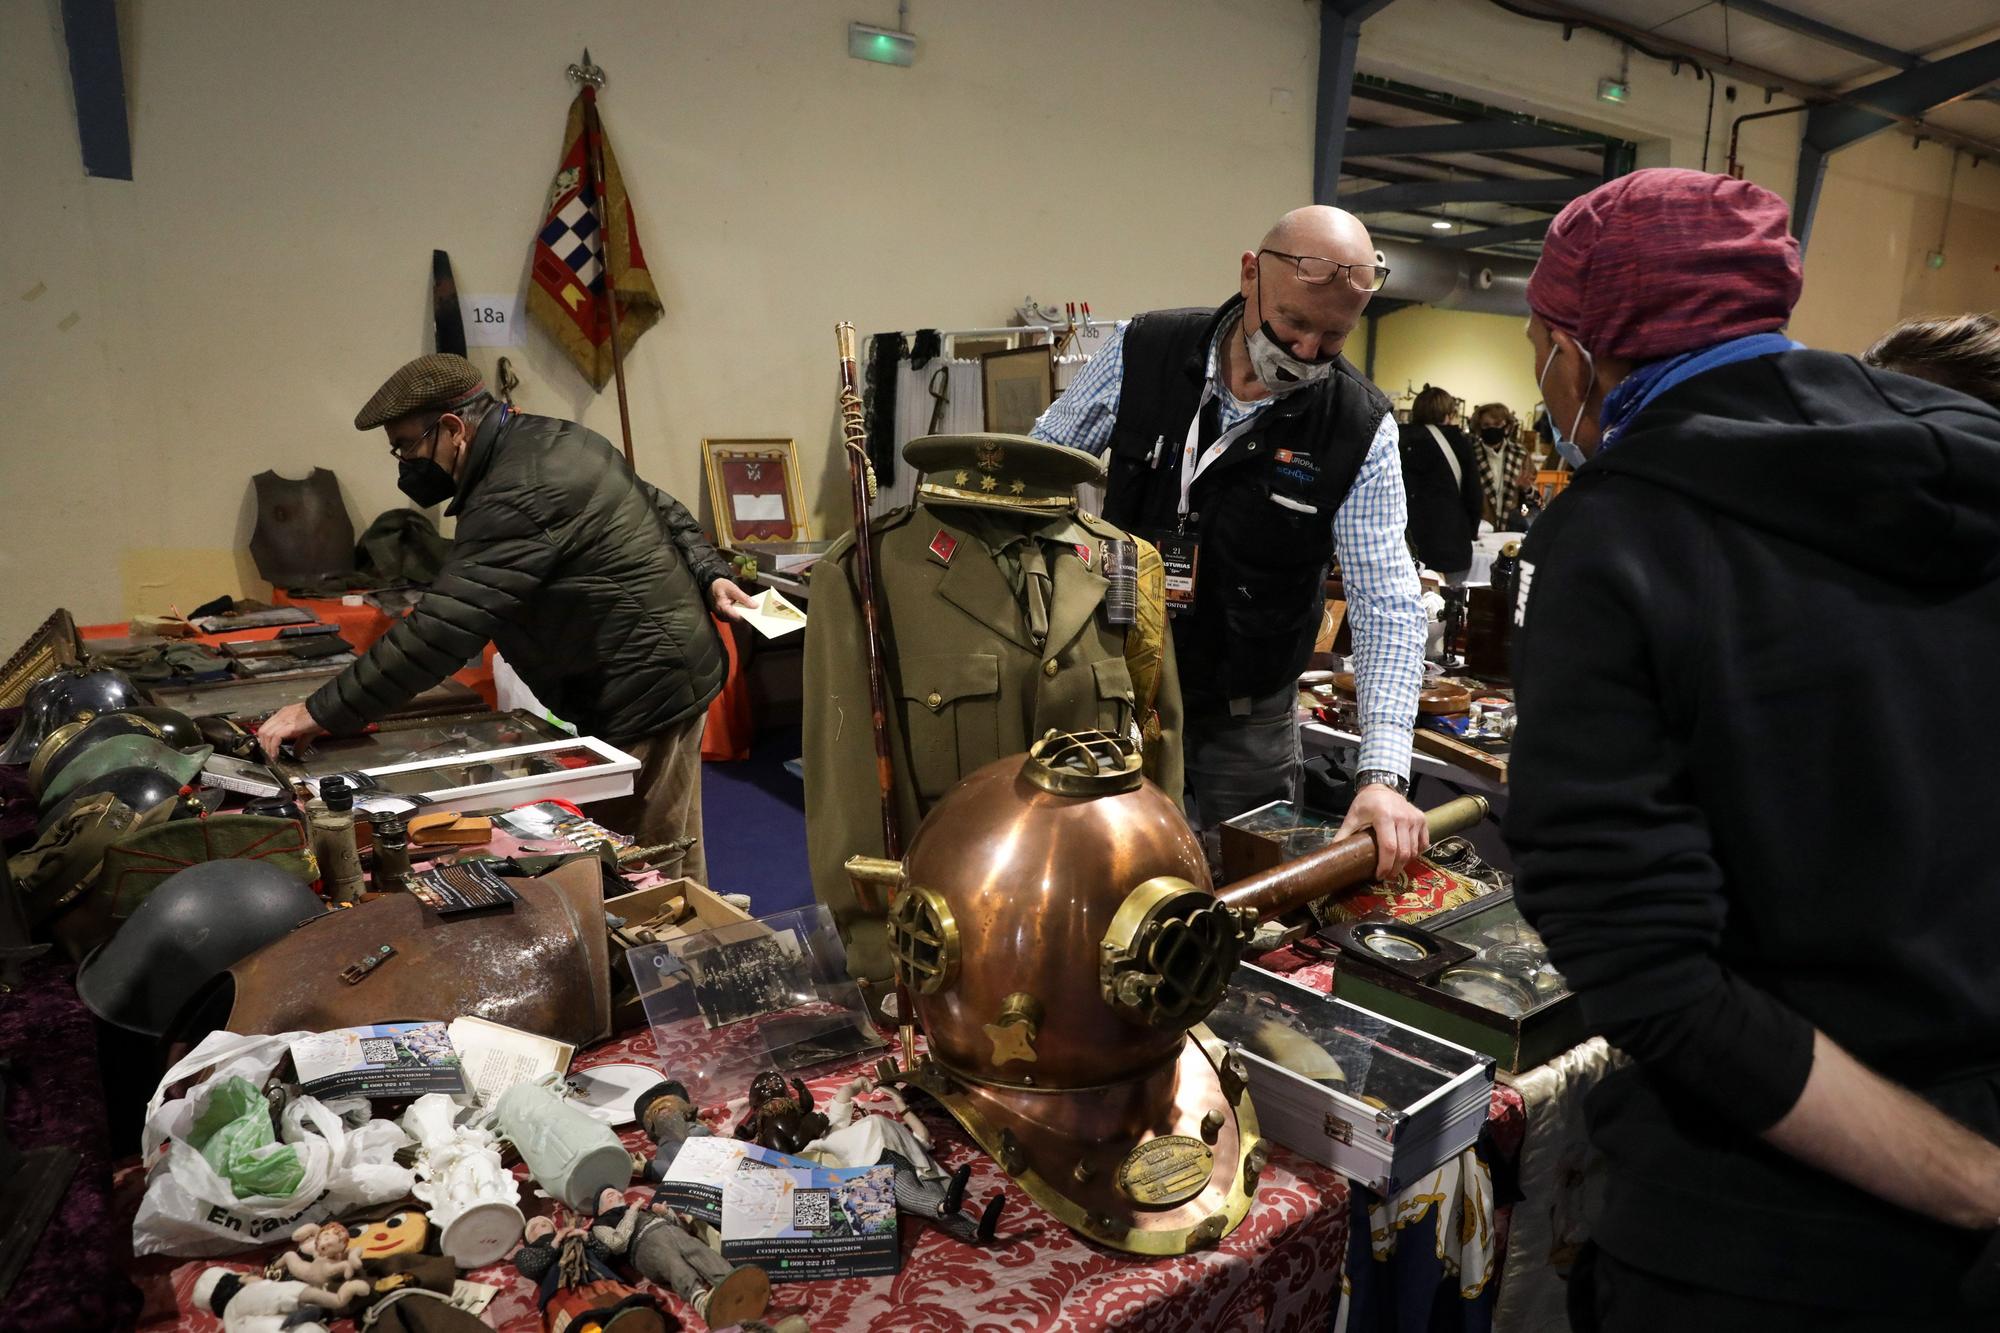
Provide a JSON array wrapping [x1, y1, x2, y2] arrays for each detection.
[[354, 353, 487, 431]]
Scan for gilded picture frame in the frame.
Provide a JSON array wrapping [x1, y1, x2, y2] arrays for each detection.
[[700, 438, 811, 548]]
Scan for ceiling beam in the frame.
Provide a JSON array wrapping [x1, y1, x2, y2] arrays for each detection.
[[1341, 176, 1598, 212], [1721, 1, 2000, 105], [1794, 37, 2000, 247], [60, 0, 131, 180], [1313, 2, 1371, 205], [1494, 0, 2000, 161], [1344, 120, 1599, 156], [1426, 217, 1554, 250], [1721, 0, 1914, 72]]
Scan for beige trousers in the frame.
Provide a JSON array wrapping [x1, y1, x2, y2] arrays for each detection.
[[596, 711, 709, 886]]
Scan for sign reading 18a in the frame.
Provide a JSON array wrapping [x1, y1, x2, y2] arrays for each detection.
[[461, 293, 522, 347]]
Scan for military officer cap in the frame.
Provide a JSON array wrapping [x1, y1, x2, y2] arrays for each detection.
[[354, 353, 489, 431], [906, 433, 1105, 513]]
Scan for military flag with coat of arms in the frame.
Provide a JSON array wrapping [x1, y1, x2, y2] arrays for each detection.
[[526, 88, 662, 390]]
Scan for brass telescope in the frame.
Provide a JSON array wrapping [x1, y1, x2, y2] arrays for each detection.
[[846, 730, 1488, 1255]]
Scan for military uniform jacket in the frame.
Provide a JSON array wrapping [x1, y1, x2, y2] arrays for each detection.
[[804, 502, 1184, 986]]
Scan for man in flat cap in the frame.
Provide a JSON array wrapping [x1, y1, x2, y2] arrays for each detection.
[[1505, 168, 2000, 1324], [803, 433, 1181, 1003], [257, 353, 753, 882], [1033, 206, 1429, 881]]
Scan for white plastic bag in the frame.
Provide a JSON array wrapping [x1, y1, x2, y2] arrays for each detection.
[[133, 1029, 416, 1257]]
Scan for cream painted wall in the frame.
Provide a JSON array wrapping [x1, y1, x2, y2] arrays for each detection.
[[1367, 307, 1539, 422], [6, 0, 1997, 639], [1, 0, 1323, 634]]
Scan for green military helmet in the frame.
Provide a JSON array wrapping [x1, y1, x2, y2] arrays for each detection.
[[905, 433, 1106, 514], [38, 736, 212, 812]]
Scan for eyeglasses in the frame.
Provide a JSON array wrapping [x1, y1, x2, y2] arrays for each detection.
[[388, 418, 442, 460], [1259, 248, 1391, 294]]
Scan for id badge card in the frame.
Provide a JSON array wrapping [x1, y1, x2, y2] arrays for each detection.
[[1158, 533, 1198, 616]]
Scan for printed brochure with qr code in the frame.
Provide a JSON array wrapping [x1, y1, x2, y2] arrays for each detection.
[[719, 1157, 899, 1279], [287, 1022, 467, 1100]]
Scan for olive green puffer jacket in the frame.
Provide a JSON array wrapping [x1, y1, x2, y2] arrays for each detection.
[[307, 410, 729, 745]]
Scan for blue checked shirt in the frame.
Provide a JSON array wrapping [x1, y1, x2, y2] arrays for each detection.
[[1033, 322, 1424, 778]]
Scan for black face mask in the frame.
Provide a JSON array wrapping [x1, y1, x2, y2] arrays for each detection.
[[397, 456, 457, 507], [1479, 426, 1507, 446]]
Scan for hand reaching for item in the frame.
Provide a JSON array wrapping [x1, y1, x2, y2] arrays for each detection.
[[256, 701, 326, 762], [1336, 782, 1429, 880], [710, 577, 756, 622]]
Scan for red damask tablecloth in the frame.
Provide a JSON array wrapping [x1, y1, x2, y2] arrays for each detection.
[[135, 1025, 1352, 1333]]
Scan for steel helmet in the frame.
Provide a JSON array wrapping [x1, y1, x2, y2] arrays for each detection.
[[0, 667, 143, 766], [75, 859, 323, 1036], [27, 711, 168, 797], [38, 737, 210, 812], [36, 769, 204, 840]]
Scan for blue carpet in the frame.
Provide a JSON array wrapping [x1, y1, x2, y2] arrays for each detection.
[[699, 724, 815, 915]]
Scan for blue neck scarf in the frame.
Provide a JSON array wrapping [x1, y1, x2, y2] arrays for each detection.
[[1598, 331, 1801, 450]]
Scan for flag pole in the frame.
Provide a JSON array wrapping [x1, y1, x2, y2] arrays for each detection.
[[568, 50, 636, 468]]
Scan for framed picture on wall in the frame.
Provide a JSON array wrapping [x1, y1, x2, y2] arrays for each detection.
[[980, 345, 1054, 435], [701, 438, 811, 548]]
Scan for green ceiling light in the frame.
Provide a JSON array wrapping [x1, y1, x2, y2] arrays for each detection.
[[849, 22, 915, 67], [1597, 77, 1629, 104]]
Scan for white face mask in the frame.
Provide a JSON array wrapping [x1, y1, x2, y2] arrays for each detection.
[[1243, 318, 1336, 395], [1536, 340, 1594, 468]]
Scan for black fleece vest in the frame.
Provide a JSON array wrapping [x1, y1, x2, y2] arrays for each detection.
[[1103, 297, 1388, 703]]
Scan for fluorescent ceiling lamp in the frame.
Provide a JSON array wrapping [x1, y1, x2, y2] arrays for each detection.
[[849, 22, 915, 66], [1431, 219, 1454, 230]]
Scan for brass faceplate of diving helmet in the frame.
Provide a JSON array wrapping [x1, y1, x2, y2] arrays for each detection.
[[1100, 876, 1248, 1028], [1021, 729, 1144, 797], [886, 883, 960, 996]]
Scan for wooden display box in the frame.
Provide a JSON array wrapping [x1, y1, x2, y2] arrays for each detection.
[[607, 878, 755, 1032]]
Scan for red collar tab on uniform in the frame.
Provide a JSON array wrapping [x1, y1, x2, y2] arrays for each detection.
[[928, 529, 958, 564], [1072, 543, 1091, 567]]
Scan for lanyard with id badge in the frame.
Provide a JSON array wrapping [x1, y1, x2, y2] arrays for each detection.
[[1154, 384, 1259, 616]]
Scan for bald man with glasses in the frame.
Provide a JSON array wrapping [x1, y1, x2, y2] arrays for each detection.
[[1033, 206, 1429, 874]]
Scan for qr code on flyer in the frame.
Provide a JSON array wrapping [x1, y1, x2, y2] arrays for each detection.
[[360, 1038, 396, 1064], [792, 1190, 832, 1230]]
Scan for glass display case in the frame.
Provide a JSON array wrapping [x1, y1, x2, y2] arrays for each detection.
[[283, 711, 568, 777], [308, 735, 641, 814]]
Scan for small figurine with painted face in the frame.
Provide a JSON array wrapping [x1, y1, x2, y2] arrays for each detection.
[[734, 1071, 828, 1155], [591, 1186, 769, 1326], [632, 1079, 712, 1181]]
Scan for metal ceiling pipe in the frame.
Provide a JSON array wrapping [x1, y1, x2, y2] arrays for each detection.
[[1374, 240, 1534, 315]]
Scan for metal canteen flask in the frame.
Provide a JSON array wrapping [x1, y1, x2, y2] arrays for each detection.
[[845, 730, 1487, 1255], [493, 1076, 633, 1210]]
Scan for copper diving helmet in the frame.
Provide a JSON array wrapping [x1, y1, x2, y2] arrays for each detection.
[[847, 729, 1488, 1256]]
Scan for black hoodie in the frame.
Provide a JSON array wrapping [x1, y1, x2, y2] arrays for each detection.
[[1505, 349, 2000, 1310]]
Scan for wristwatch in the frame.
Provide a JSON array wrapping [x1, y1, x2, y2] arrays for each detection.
[[1354, 769, 1411, 798]]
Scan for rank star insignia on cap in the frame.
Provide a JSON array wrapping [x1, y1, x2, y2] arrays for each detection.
[[905, 433, 1105, 514], [354, 353, 488, 430]]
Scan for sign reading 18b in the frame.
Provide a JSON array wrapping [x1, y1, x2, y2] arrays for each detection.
[[461, 293, 522, 347]]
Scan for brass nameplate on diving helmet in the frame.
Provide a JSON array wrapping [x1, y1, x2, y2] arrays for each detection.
[[1116, 1134, 1215, 1207]]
